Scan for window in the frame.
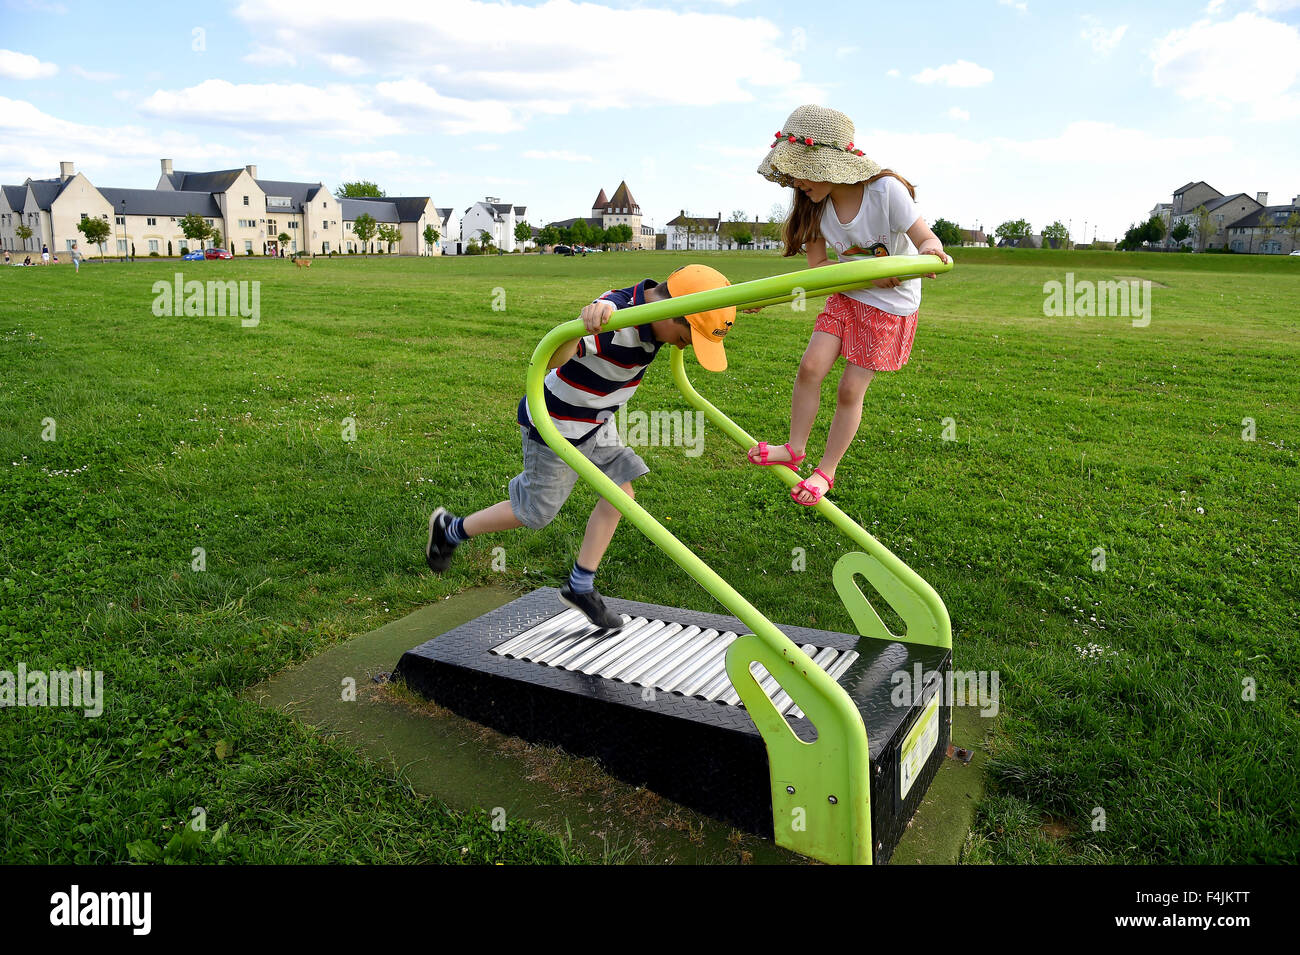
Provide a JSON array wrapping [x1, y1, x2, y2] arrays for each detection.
[[115, 216, 125, 225], [267, 219, 277, 232], [66, 240, 75, 250], [148, 239, 159, 252], [206, 218, 214, 226], [288, 221, 298, 230], [323, 241, 331, 254], [243, 196, 249, 206], [117, 239, 127, 253], [244, 240, 253, 252], [80, 212, 88, 220], [146, 217, 157, 226]]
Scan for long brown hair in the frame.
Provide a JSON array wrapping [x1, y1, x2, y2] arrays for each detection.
[[782, 170, 917, 257]]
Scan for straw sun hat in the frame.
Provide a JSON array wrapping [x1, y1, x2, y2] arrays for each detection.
[[757, 104, 882, 187]]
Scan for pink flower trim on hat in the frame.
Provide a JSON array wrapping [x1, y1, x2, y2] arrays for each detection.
[[769, 131, 866, 156]]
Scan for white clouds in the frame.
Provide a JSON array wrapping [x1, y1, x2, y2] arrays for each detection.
[[1081, 21, 1128, 55], [69, 66, 119, 82], [138, 80, 404, 141], [243, 44, 297, 67], [998, 0, 1028, 12], [911, 59, 993, 87], [0, 49, 58, 80], [231, 0, 818, 112], [372, 79, 520, 135], [886, 68, 901, 78], [1151, 12, 1300, 120], [0, 94, 242, 182], [1254, 1, 1300, 12], [948, 107, 970, 121]]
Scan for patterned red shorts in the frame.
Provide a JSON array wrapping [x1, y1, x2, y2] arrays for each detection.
[[813, 293, 919, 371]]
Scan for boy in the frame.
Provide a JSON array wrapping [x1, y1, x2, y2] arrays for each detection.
[[426, 264, 736, 628]]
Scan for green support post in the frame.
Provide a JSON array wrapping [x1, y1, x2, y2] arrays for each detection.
[[525, 255, 953, 863]]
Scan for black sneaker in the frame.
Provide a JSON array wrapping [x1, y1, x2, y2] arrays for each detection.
[[425, 507, 458, 572], [559, 584, 625, 630]]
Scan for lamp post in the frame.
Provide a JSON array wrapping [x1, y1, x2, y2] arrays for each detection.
[[119, 199, 126, 262]]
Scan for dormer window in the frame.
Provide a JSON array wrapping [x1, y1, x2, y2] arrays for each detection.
[[243, 196, 249, 206]]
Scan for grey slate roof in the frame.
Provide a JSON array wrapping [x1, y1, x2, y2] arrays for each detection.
[[1224, 205, 1299, 231], [169, 169, 245, 194], [256, 178, 322, 213], [1, 184, 27, 210], [26, 178, 70, 210], [388, 196, 430, 221], [1202, 193, 1254, 213], [341, 197, 399, 223], [98, 187, 221, 217]]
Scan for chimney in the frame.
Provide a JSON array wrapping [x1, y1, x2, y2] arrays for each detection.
[[161, 158, 173, 176], [59, 161, 74, 180], [1257, 191, 1268, 205], [246, 164, 258, 180]]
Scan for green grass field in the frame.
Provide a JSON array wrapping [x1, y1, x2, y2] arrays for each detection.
[[1, 248, 1296, 864]]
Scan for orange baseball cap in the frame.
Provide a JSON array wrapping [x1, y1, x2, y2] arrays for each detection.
[[665, 264, 735, 372]]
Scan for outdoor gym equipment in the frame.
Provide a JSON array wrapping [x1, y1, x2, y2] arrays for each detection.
[[395, 255, 955, 864]]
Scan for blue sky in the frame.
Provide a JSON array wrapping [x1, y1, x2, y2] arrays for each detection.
[[3, 0, 1298, 240]]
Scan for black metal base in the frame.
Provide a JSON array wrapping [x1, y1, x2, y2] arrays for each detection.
[[393, 588, 951, 863]]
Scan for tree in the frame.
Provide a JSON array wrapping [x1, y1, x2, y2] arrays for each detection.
[[209, 229, 223, 249], [1142, 215, 1166, 247], [723, 209, 752, 249], [352, 213, 377, 252], [77, 217, 110, 258], [608, 223, 633, 248], [995, 219, 1032, 243], [1253, 210, 1276, 254], [931, 218, 964, 247], [1171, 220, 1192, 244], [1043, 221, 1069, 247], [277, 231, 291, 254], [477, 229, 495, 253], [178, 213, 212, 251], [537, 224, 559, 248], [590, 226, 608, 249], [514, 220, 532, 249], [335, 181, 385, 199], [377, 223, 401, 253], [15, 224, 33, 250], [1192, 204, 1213, 251], [1284, 211, 1300, 254], [986, 234, 995, 247], [423, 224, 440, 252], [570, 218, 591, 248]]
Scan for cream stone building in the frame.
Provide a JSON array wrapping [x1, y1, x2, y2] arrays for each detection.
[[2, 159, 439, 258]]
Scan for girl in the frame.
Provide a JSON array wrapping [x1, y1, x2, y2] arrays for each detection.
[[748, 104, 951, 505]]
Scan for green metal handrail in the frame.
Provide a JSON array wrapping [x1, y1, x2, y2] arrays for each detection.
[[525, 254, 953, 864]]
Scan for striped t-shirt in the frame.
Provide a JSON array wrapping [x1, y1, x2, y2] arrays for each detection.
[[518, 279, 664, 443]]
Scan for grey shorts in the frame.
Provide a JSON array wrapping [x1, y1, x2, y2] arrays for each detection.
[[508, 424, 648, 529]]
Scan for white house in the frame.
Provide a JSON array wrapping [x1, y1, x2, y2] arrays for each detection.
[[436, 207, 460, 255], [461, 197, 527, 252]]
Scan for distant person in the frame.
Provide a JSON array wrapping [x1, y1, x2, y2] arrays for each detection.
[[3, 250, 9, 266], [426, 265, 737, 628], [41, 245, 50, 265], [70, 242, 83, 274], [23, 255, 32, 266], [747, 104, 950, 506]]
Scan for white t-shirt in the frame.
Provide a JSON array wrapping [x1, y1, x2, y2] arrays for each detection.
[[819, 176, 921, 315]]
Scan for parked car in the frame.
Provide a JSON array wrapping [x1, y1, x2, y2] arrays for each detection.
[[552, 244, 574, 256], [1290, 250, 1300, 256], [181, 249, 205, 261], [204, 248, 233, 260]]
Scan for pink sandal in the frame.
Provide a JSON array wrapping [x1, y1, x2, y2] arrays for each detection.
[[791, 467, 834, 506], [747, 441, 806, 473]]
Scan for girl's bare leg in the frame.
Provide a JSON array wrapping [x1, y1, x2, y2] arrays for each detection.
[[748, 331, 842, 464], [463, 500, 524, 536], [793, 362, 874, 503]]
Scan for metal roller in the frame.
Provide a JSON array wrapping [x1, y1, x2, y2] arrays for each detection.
[[492, 608, 587, 658]]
